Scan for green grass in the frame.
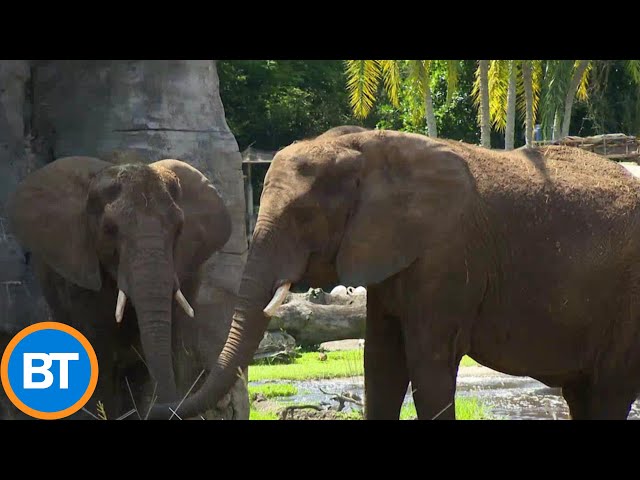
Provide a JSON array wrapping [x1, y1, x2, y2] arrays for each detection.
[[400, 397, 491, 420], [249, 408, 279, 420], [249, 349, 479, 382], [248, 383, 298, 400], [459, 355, 479, 367], [334, 410, 364, 420], [247, 349, 488, 420], [249, 349, 364, 381], [249, 400, 491, 420]]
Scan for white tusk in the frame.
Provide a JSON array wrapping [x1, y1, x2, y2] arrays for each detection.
[[263, 283, 291, 316], [115, 290, 127, 323], [175, 289, 194, 318]]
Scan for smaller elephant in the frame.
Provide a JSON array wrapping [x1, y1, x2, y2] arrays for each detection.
[[4, 155, 248, 419]]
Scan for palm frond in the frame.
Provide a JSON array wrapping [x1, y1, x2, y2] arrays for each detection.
[[344, 60, 382, 119], [531, 60, 543, 125], [575, 60, 593, 101], [472, 62, 482, 122], [488, 60, 510, 132], [626, 60, 640, 84], [379, 60, 401, 108], [539, 60, 573, 135], [407, 60, 431, 96]]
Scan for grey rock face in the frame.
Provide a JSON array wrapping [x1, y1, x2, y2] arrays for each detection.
[[0, 61, 49, 332]]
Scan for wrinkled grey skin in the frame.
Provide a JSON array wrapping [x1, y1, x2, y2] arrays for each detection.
[[3, 156, 248, 419]]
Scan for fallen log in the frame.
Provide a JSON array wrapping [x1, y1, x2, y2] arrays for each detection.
[[267, 288, 366, 346]]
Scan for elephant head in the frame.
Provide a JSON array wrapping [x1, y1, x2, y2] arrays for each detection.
[[148, 126, 472, 419], [7, 156, 231, 403]]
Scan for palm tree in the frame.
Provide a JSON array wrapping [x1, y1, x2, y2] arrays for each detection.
[[407, 60, 438, 137], [539, 60, 640, 141], [537, 60, 590, 141], [344, 60, 460, 138], [518, 60, 542, 148], [485, 60, 543, 149], [505, 60, 518, 150], [345, 60, 400, 120], [560, 60, 592, 138], [471, 60, 494, 148]]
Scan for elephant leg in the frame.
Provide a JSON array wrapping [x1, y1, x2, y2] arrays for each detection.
[[562, 379, 590, 420], [584, 385, 635, 420], [364, 288, 409, 420], [563, 378, 634, 420], [401, 312, 461, 420]]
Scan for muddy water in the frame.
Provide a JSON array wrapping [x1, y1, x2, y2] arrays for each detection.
[[253, 367, 640, 420]]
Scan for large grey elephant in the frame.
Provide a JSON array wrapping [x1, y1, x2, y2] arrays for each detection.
[[150, 126, 640, 420], [4, 156, 249, 420]]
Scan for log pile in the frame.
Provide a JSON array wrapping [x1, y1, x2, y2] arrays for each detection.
[[550, 133, 640, 161]]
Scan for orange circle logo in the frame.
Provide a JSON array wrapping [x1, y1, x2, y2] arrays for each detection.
[[1, 322, 99, 420]]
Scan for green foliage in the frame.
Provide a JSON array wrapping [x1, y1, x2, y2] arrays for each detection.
[[400, 397, 492, 420], [249, 408, 279, 420], [335, 410, 364, 420], [459, 355, 479, 367], [345, 60, 401, 119], [248, 349, 365, 382], [538, 60, 575, 138], [218, 60, 370, 152], [372, 60, 480, 143], [432, 61, 481, 143], [219, 59, 640, 160], [573, 60, 640, 136], [249, 383, 298, 401], [249, 348, 478, 382]]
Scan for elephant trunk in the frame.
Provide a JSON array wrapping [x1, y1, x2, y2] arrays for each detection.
[[124, 246, 178, 403], [148, 225, 301, 419]]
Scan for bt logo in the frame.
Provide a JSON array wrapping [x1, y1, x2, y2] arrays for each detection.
[[1, 322, 98, 420]]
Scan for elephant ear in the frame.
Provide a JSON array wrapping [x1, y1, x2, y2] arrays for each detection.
[[7, 156, 111, 291], [151, 159, 231, 279], [336, 136, 473, 287]]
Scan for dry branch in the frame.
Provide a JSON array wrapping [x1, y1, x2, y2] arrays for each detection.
[[318, 387, 364, 411]]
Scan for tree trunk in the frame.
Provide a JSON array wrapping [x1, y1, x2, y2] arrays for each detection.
[[425, 80, 438, 138], [552, 109, 562, 141], [505, 60, 517, 150], [522, 61, 534, 147], [479, 60, 491, 148], [266, 290, 366, 347], [561, 60, 589, 138]]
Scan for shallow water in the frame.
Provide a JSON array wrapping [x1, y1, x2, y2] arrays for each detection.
[[251, 368, 640, 420]]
